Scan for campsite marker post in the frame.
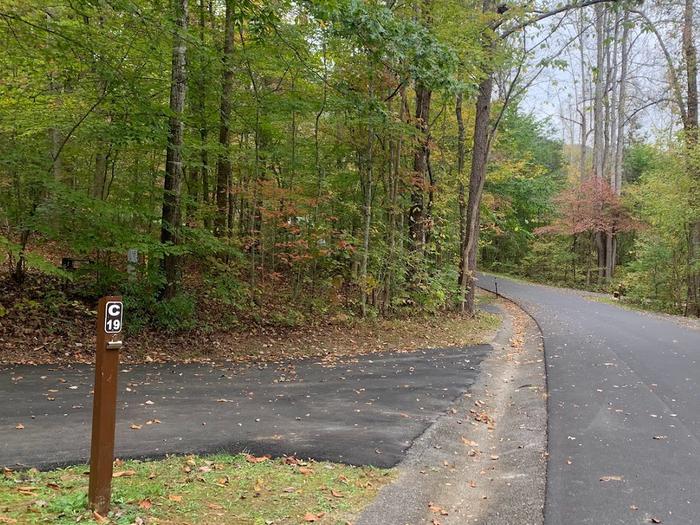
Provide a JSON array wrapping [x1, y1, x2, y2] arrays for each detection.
[[88, 296, 123, 515]]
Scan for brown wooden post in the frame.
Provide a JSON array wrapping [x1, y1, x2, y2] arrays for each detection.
[[88, 296, 123, 515]]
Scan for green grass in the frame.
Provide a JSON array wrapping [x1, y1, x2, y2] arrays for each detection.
[[0, 454, 394, 524]]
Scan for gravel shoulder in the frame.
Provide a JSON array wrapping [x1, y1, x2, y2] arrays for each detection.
[[357, 299, 547, 525]]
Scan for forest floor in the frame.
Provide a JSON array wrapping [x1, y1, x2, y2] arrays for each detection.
[[0, 453, 393, 525], [0, 273, 499, 366]]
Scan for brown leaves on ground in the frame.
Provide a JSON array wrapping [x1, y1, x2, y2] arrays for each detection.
[[471, 409, 495, 430], [503, 300, 528, 358], [112, 470, 136, 478], [283, 455, 301, 465], [428, 502, 449, 516], [0, 272, 498, 366], [303, 512, 325, 522], [245, 454, 270, 464]]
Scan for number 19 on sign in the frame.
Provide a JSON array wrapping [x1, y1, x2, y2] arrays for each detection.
[[104, 301, 123, 333]]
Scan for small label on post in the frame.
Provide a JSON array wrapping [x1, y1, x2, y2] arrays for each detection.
[[104, 301, 123, 334]]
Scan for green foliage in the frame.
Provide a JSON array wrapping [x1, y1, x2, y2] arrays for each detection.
[[151, 293, 197, 333], [621, 147, 694, 313], [480, 111, 565, 272]]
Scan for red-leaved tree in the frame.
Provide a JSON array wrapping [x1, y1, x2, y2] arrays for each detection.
[[536, 178, 638, 237]]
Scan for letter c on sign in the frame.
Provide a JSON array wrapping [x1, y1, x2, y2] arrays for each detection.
[[108, 304, 120, 316]]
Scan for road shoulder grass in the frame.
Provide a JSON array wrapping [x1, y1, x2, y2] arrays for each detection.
[[0, 454, 394, 525]]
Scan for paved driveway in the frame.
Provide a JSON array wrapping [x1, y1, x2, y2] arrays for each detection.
[[1, 345, 489, 470]]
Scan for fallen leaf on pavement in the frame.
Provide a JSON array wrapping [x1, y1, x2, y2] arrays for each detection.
[[15, 424, 24, 430], [461, 437, 478, 447], [428, 502, 448, 515], [129, 424, 142, 430], [600, 475, 623, 482]]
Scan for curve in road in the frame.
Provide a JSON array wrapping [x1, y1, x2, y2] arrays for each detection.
[[479, 273, 700, 525]]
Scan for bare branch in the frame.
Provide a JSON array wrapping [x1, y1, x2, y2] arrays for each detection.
[[500, 0, 620, 38], [630, 9, 688, 127]]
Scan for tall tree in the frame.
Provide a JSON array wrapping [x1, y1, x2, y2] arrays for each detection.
[[214, 0, 235, 238], [160, 0, 188, 299], [683, 0, 700, 315]]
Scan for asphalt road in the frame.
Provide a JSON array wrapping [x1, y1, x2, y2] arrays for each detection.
[[0, 345, 489, 470], [478, 273, 700, 525]]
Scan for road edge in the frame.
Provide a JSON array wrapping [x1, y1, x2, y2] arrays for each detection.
[[356, 299, 548, 525]]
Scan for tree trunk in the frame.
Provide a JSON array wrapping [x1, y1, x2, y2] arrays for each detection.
[[578, 10, 588, 182], [456, 93, 468, 254], [409, 80, 431, 251], [683, 0, 700, 315], [460, 74, 494, 314], [92, 147, 108, 200], [214, 0, 235, 237], [614, 11, 630, 195], [593, 3, 609, 282], [160, 0, 188, 300], [360, 124, 373, 317], [46, 8, 63, 183], [197, 0, 210, 224], [593, 4, 606, 181]]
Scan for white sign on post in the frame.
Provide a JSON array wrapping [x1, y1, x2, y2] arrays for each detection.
[[104, 301, 123, 334]]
